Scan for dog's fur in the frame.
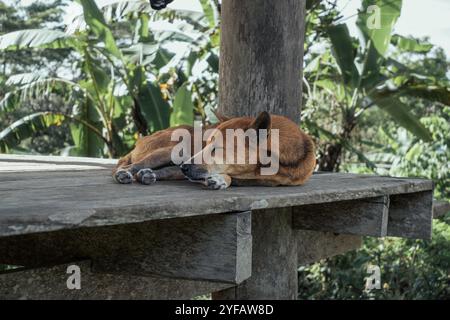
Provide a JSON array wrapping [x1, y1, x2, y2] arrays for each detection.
[[113, 112, 316, 189]]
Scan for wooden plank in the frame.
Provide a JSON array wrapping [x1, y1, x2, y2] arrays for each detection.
[[387, 191, 433, 239], [0, 162, 108, 172], [0, 170, 112, 190], [213, 208, 298, 300], [0, 212, 252, 284], [297, 230, 362, 265], [433, 200, 450, 218], [0, 155, 114, 173], [0, 261, 233, 300], [292, 196, 389, 237], [0, 154, 116, 166], [0, 170, 433, 238]]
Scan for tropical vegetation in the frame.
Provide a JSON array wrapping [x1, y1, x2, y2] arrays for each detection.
[[0, 0, 448, 298]]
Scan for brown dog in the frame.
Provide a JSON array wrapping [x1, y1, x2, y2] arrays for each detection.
[[113, 112, 316, 189]]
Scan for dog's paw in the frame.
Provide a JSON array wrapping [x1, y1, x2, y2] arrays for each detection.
[[136, 169, 157, 185], [115, 170, 133, 184], [205, 174, 229, 190]]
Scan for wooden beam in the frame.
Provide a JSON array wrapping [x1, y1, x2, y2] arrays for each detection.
[[387, 191, 433, 239], [213, 208, 298, 299], [0, 261, 233, 300], [297, 230, 362, 265], [292, 196, 389, 237], [0, 212, 252, 284]]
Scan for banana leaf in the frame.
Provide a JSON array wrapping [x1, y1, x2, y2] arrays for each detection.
[[170, 83, 194, 126], [0, 112, 66, 153], [79, 0, 122, 59]]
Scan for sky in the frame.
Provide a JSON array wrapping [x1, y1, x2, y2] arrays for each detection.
[[336, 0, 450, 56], [11, 0, 450, 57]]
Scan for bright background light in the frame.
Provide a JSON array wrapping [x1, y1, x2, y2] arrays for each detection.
[[337, 0, 450, 56]]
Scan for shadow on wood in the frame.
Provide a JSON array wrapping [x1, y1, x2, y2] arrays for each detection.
[[0, 212, 252, 284]]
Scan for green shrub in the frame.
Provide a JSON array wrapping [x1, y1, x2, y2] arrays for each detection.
[[298, 213, 450, 299]]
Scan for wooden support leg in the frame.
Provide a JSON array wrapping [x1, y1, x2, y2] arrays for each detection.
[[0, 261, 235, 300], [213, 208, 298, 300]]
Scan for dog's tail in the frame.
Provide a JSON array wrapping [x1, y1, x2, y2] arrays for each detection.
[[212, 109, 230, 123]]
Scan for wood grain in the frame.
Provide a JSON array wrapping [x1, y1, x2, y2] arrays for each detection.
[[0, 165, 432, 237], [292, 196, 389, 237], [0, 261, 234, 300], [0, 212, 252, 284]]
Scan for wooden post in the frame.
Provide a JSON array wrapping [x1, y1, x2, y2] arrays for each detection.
[[218, 0, 305, 122], [214, 0, 306, 300], [213, 208, 297, 299]]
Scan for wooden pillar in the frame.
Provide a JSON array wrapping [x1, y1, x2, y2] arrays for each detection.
[[218, 0, 305, 123], [213, 208, 298, 299], [214, 0, 306, 300]]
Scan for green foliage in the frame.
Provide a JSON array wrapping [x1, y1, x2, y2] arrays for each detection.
[[298, 215, 450, 299], [303, 0, 450, 171], [0, 0, 448, 300], [171, 83, 194, 126], [326, 24, 358, 88], [373, 95, 432, 141], [388, 111, 450, 200], [0, 29, 73, 50], [0, 0, 215, 157], [136, 80, 171, 132], [0, 112, 66, 153], [357, 0, 403, 57], [391, 35, 433, 54], [79, 0, 122, 59]]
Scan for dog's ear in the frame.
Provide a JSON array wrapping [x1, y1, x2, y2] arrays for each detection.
[[212, 109, 231, 123], [251, 111, 271, 131]]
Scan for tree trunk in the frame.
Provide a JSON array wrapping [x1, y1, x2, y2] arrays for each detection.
[[317, 120, 356, 172], [218, 0, 305, 123], [318, 143, 343, 172], [132, 98, 149, 136], [213, 0, 306, 300]]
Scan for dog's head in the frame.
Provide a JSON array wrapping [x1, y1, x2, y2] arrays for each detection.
[[181, 111, 273, 182]]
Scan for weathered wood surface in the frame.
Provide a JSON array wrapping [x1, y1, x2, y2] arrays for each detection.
[[0, 158, 433, 238], [297, 230, 362, 265], [0, 261, 233, 300], [387, 191, 433, 239], [0, 155, 434, 299], [433, 200, 450, 218], [218, 0, 304, 122], [293, 196, 389, 237], [0, 212, 252, 284], [0, 154, 115, 172], [0, 153, 116, 166], [213, 208, 298, 300]]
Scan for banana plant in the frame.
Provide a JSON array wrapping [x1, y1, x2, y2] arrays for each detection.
[[0, 0, 216, 157], [304, 0, 450, 171]]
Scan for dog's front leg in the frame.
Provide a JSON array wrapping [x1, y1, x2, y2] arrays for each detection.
[[204, 174, 232, 190], [130, 146, 174, 174], [136, 166, 186, 185], [114, 164, 134, 184]]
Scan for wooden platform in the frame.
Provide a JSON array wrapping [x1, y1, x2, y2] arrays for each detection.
[[0, 154, 433, 237], [0, 155, 435, 299]]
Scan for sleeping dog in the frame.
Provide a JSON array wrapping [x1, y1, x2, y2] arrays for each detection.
[[113, 112, 316, 190]]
